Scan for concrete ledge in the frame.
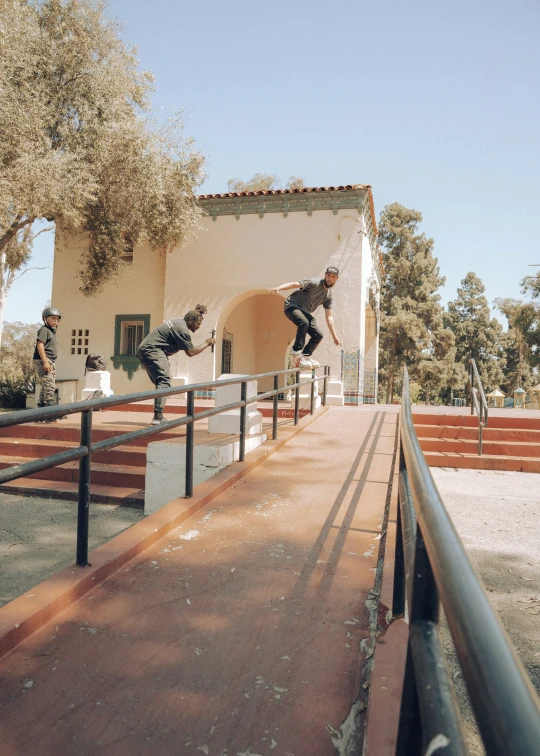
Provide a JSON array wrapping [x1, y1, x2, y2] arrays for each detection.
[[364, 413, 408, 756], [0, 407, 328, 661], [363, 619, 408, 756]]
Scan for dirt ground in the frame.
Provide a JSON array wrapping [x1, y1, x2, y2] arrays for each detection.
[[432, 468, 540, 755], [0, 493, 142, 606]]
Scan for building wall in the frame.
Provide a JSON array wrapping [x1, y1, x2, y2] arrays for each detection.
[[163, 209, 373, 390], [51, 200, 379, 403], [51, 228, 166, 397]]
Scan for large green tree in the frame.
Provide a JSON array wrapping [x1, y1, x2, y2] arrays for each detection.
[[494, 298, 540, 393], [444, 273, 504, 391], [378, 203, 454, 403], [0, 0, 205, 345], [227, 174, 305, 192]]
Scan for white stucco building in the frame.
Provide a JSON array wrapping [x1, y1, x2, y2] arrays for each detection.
[[51, 184, 380, 405]]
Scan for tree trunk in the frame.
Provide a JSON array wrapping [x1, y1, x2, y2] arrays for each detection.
[[0, 250, 6, 352], [386, 370, 394, 404]]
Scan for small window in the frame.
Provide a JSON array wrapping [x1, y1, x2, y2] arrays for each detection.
[[71, 348, 75, 354], [78, 330, 82, 336], [120, 321, 144, 355], [114, 314, 150, 359], [222, 329, 234, 374], [71, 329, 76, 337]]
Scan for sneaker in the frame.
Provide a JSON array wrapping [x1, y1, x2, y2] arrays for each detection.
[[150, 415, 167, 426], [298, 355, 313, 369], [308, 357, 320, 367]]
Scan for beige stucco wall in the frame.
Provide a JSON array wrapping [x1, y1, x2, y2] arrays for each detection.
[[51, 199, 379, 404], [51, 228, 166, 396], [163, 208, 376, 391]]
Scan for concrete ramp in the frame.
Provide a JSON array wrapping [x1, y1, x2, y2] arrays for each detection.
[[0, 406, 398, 756]]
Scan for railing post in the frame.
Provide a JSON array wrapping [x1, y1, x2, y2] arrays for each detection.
[[294, 370, 300, 426], [272, 374, 278, 440], [185, 390, 194, 498], [239, 381, 247, 461], [76, 409, 92, 567], [393, 495, 406, 617], [310, 368, 315, 415], [322, 366, 328, 406]]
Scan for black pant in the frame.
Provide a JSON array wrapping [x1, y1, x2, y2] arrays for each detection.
[[285, 308, 324, 355], [136, 347, 171, 414]]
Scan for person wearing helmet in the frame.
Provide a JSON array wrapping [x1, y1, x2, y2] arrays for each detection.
[[32, 308, 62, 422], [269, 266, 342, 369], [136, 304, 216, 425]]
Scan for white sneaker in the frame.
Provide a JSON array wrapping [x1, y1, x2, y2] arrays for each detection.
[[308, 357, 320, 367], [298, 355, 313, 369]]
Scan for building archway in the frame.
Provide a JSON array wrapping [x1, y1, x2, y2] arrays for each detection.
[[214, 291, 296, 392]]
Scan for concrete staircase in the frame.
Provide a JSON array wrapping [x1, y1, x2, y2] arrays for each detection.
[[0, 422, 187, 506], [413, 412, 540, 472]]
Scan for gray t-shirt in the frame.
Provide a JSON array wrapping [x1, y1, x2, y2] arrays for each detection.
[[284, 278, 333, 314], [33, 325, 57, 362], [138, 318, 193, 356]]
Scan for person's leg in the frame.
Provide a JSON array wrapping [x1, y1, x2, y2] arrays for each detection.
[[303, 316, 324, 356], [137, 348, 171, 417], [33, 360, 46, 406], [41, 362, 57, 422], [284, 308, 309, 353]]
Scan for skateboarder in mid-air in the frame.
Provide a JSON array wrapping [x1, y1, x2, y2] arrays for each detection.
[[136, 305, 216, 425], [269, 266, 342, 369]]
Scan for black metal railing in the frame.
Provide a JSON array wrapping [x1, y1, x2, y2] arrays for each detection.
[[393, 367, 540, 755], [468, 358, 488, 455], [0, 366, 329, 567]]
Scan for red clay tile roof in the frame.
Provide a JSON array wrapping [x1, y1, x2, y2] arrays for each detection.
[[197, 184, 371, 199], [198, 184, 378, 235]]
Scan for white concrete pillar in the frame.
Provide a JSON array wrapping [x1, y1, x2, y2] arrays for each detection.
[[208, 374, 263, 435]]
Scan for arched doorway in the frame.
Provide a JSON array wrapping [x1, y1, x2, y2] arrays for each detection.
[[215, 291, 296, 392]]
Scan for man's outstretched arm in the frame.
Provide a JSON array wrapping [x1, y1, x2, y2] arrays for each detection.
[[186, 337, 216, 358], [268, 281, 302, 293], [325, 310, 342, 347]]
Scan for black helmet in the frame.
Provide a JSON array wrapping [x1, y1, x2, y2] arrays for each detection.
[[42, 307, 62, 321]]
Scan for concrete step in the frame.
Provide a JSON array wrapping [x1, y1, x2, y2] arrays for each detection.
[[419, 437, 540, 458], [0, 422, 185, 446], [0, 477, 144, 506], [106, 402, 311, 418], [424, 451, 540, 473], [0, 437, 148, 467], [416, 424, 540, 443], [0, 454, 146, 489], [413, 413, 540, 431]]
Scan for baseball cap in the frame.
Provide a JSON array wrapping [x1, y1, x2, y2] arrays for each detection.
[[326, 266, 339, 275]]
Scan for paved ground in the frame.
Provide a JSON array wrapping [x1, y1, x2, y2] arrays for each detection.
[[0, 406, 398, 756], [432, 468, 540, 755], [0, 494, 143, 607]]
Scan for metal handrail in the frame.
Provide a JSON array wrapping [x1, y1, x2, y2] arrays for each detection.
[[0, 365, 330, 566], [393, 368, 540, 755], [468, 358, 489, 455]]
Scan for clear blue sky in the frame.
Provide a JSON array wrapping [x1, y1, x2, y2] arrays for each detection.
[[6, 0, 540, 325]]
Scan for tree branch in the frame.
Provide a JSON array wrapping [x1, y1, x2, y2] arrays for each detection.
[[12, 266, 52, 284], [0, 216, 37, 253]]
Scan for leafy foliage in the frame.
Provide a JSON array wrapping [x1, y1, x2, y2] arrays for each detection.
[[227, 174, 305, 192], [378, 203, 455, 403], [444, 273, 504, 391], [0, 0, 205, 305], [0, 321, 40, 408], [495, 298, 540, 393]]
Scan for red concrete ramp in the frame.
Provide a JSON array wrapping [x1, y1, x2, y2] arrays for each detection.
[[0, 407, 398, 756]]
